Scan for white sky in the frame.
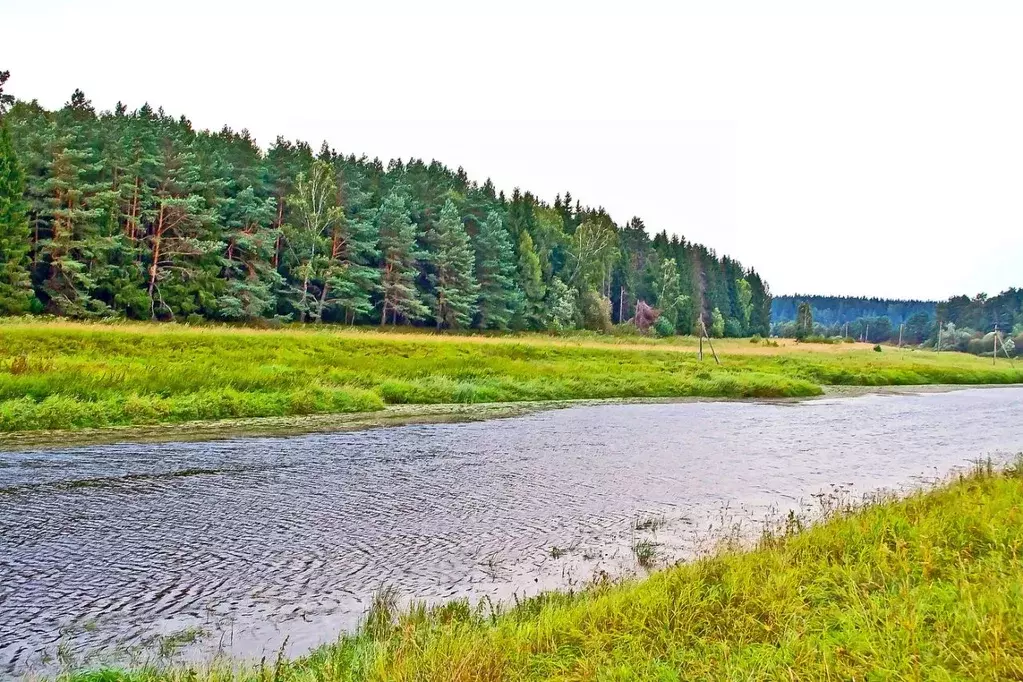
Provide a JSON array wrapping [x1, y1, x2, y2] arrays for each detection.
[[4, 0, 1022, 300]]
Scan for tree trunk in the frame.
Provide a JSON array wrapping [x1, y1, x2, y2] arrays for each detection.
[[147, 203, 165, 319]]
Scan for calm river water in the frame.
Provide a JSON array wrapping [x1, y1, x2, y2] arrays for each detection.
[[2, 387, 1023, 675]]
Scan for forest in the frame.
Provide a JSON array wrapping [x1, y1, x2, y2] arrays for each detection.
[[773, 290, 1023, 356], [0, 72, 770, 337]]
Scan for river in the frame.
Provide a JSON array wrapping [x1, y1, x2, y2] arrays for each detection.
[[2, 386, 1022, 676]]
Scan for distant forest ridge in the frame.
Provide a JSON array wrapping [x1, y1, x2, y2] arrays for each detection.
[[772, 295, 936, 327], [773, 290, 1023, 354], [0, 72, 770, 337]]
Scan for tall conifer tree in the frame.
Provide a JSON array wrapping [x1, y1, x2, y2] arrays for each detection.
[[425, 199, 478, 329], [0, 122, 32, 313], [474, 211, 520, 329], [377, 190, 427, 325]]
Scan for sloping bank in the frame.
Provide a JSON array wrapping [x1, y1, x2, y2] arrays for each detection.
[[2, 321, 1021, 443], [67, 458, 1023, 681]]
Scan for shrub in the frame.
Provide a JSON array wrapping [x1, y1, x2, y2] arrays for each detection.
[[750, 334, 763, 344], [653, 316, 675, 338], [579, 290, 613, 333], [873, 344, 883, 353]]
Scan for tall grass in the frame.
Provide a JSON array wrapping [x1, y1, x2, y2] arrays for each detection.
[[64, 458, 1023, 681], [1, 319, 1020, 432]]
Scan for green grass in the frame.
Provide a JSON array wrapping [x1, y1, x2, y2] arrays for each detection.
[[63, 459, 1023, 681], [0, 318, 1020, 432]]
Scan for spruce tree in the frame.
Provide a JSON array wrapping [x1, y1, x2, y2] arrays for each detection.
[[377, 190, 427, 324], [0, 122, 32, 313], [516, 230, 545, 329], [474, 211, 521, 329], [425, 199, 478, 329]]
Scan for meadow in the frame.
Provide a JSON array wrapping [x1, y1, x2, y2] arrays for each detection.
[[64, 458, 1023, 681], [0, 318, 1021, 433]]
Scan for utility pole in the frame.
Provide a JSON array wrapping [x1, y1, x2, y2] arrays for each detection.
[[935, 318, 941, 352], [619, 287, 625, 324], [898, 323, 904, 348], [994, 324, 998, 365]]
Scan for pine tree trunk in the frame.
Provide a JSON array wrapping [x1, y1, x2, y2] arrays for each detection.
[[147, 203, 165, 319]]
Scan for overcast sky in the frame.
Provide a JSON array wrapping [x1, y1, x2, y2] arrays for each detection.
[[4, 0, 1022, 300]]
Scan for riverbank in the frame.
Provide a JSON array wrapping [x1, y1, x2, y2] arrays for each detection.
[[62, 457, 1023, 680], [0, 385, 1012, 450], [2, 319, 1021, 437]]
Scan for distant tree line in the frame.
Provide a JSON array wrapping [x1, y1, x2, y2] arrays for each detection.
[[774, 289, 1023, 356], [0, 74, 770, 336], [772, 295, 937, 328]]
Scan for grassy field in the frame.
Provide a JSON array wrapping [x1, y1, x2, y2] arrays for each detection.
[[0, 318, 1021, 433], [64, 458, 1023, 681]]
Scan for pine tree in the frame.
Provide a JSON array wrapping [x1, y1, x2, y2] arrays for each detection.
[[143, 135, 217, 320], [474, 211, 521, 329], [218, 186, 279, 319], [425, 199, 478, 329], [0, 122, 32, 313], [516, 230, 545, 329], [378, 190, 427, 325], [317, 171, 379, 324], [38, 95, 115, 316]]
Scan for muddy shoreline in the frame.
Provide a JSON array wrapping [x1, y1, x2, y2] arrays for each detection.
[[0, 384, 1013, 450]]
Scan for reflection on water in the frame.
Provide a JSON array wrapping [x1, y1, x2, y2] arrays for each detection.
[[1, 387, 1022, 675]]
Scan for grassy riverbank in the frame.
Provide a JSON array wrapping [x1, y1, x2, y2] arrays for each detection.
[[1, 319, 1021, 434], [66, 459, 1023, 680]]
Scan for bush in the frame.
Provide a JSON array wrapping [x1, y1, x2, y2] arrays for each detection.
[[873, 344, 883, 353], [653, 316, 675, 337], [579, 290, 613, 333], [750, 335, 763, 344]]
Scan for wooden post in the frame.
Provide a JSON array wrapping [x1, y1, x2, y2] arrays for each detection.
[[700, 318, 721, 366], [698, 329, 704, 361], [998, 330, 1015, 363], [619, 287, 624, 324]]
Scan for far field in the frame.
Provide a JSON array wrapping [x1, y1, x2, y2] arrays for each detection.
[[0, 319, 1021, 434]]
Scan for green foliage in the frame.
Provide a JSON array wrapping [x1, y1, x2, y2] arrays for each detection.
[[653, 257, 689, 328], [424, 199, 478, 329], [653, 315, 675, 337], [578, 289, 613, 333], [514, 231, 545, 329], [735, 277, 752, 332], [710, 307, 725, 338], [545, 278, 577, 331], [377, 191, 427, 325], [794, 301, 814, 339], [1, 76, 771, 334], [474, 211, 520, 329], [0, 123, 32, 313]]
